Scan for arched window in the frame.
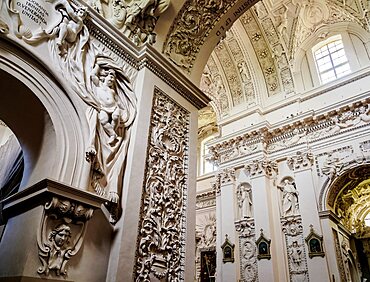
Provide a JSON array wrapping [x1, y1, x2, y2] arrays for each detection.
[[312, 35, 351, 84], [200, 136, 218, 175]]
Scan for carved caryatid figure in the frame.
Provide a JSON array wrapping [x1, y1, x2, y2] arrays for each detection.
[[237, 183, 253, 219], [278, 179, 299, 217], [85, 56, 137, 212]]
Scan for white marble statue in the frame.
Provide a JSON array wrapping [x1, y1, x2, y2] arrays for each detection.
[[278, 179, 299, 217], [237, 184, 253, 219]]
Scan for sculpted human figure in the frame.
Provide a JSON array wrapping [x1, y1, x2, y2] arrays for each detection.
[[289, 241, 303, 271], [238, 61, 250, 82], [322, 152, 343, 179], [278, 179, 299, 217], [55, 3, 88, 55], [91, 63, 127, 145], [238, 184, 253, 219], [85, 56, 136, 223], [47, 224, 72, 276]]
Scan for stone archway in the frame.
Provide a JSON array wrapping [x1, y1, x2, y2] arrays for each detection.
[[325, 164, 370, 280], [0, 40, 89, 190]]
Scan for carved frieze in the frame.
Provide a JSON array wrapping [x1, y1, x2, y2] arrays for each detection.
[[135, 88, 189, 281], [38, 197, 94, 276], [196, 190, 216, 210], [208, 102, 370, 162]]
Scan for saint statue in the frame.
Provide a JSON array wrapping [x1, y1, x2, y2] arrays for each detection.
[[278, 179, 299, 217], [237, 184, 253, 219]]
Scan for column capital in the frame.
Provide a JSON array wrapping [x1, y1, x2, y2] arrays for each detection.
[[287, 151, 314, 171]]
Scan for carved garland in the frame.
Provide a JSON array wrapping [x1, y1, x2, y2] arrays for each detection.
[[134, 87, 189, 281]]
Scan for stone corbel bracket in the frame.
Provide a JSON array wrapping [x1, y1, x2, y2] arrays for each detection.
[[1, 179, 106, 277]]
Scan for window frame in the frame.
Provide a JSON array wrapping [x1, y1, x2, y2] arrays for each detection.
[[311, 34, 351, 85]]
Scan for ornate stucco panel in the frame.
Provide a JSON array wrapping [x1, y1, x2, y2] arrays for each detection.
[[163, 0, 258, 72], [135, 87, 189, 281]]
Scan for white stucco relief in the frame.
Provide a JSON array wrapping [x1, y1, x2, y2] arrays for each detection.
[[1, 0, 137, 223]]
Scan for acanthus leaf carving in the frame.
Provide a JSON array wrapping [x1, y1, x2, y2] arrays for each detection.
[[281, 215, 303, 236], [135, 88, 189, 281], [245, 158, 278, 178]]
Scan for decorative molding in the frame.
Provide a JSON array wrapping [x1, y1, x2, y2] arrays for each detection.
[[37, 197, 94, 276], [208, 101, 370, 164], [135, 88, 189, 281], [196, 190, 216, 210]]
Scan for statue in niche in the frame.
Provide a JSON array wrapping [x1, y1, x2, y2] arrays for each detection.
[[288, 241, 303, 272], [237, 183, 253, 219], [278, 179, 299, 217], [85, 56, 137, 218], [39, 223, 72, 276]]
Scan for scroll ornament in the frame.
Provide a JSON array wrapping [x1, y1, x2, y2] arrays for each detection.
[[37, 197, 93, 276]]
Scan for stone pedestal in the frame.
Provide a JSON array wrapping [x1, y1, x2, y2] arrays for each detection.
[[0, 179, 109, 282]]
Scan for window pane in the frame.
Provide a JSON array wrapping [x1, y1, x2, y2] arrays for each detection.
[[313, 37, 351, 84]]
